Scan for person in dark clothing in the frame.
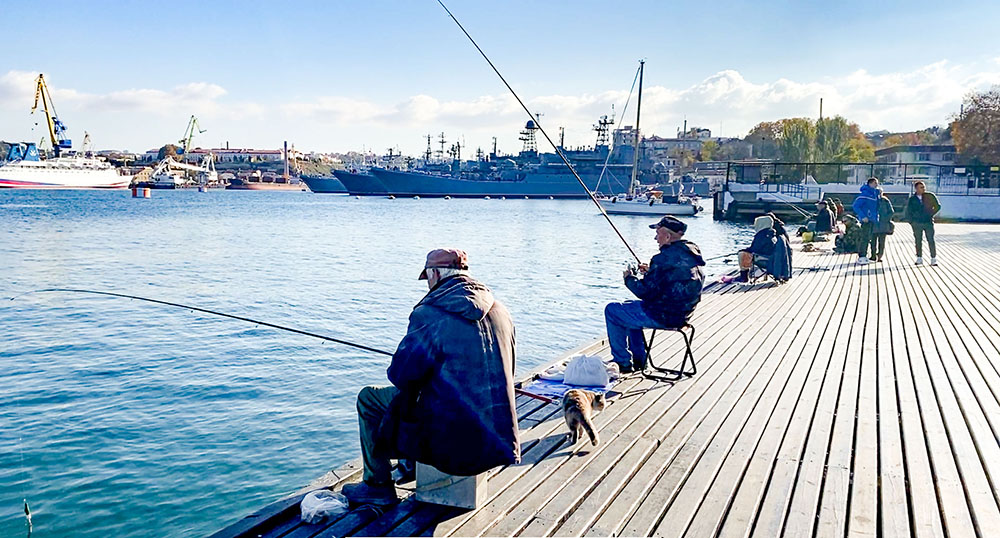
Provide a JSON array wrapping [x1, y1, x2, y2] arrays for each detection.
[[870, 194, 895, 262], [342, 248, 519, 505], [814, 200, 836, 233], [736, 215, 777, 282], [605, 216, 706, 373], [851, 178, 881, 264], [904, 180, 941, 266], [833, 198, 845, 218], [766, 212, 789, 240]]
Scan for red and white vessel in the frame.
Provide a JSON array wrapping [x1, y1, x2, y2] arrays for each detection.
[[0, 153, 131, 189]]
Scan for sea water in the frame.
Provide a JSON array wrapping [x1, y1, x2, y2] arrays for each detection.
[[0, 189, 753, 537]]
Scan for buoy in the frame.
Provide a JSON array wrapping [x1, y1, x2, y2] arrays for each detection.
[[198, 185, 208, 193], [524, 196, 529, 199], [355, 195, 361, 199], [548, 196, 554, 200], [501, 196, 506, 200], [484, 196, 491, 200], [132, 187, 151, 198], [413, 195, 420, 200], [444, 195, 451, 200], [387, 195, 395, 200]]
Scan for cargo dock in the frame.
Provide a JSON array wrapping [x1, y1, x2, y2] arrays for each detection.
[[212, 222, 1000, 537]]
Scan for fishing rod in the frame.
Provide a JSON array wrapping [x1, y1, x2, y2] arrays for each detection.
[[11, 288, 395, 357], [435, 0, 642, 264], [12, 288, 554, 404]]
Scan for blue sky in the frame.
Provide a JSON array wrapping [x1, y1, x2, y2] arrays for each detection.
[[2, 0, 999, 154]]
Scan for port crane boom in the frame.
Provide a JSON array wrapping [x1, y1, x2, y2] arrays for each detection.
[[31, 74, 72, 156], [179, 115, 206, 154]]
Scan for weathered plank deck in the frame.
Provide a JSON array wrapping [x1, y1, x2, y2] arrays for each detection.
[[210, 223, 1000, 538]]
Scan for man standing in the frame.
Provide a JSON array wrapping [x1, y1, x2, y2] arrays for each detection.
[[342, 248, 519, 505], [905, 180, 941, 265], [605, 216, 706, 374], [852, 177, 881, 265]]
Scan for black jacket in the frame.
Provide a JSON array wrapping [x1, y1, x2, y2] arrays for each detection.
[[382, 275, 519, 476], [814, 208, 835, 233], [746, 228, 777, 256], [624, 240, 706, 328], [904, 192, 940, 223], [873, 197, 895, 234]]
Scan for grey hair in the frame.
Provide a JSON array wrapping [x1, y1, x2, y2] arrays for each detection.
[[427, 267, 469, 281]]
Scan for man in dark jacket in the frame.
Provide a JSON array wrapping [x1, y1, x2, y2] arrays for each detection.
[[869, 194, 894, 262], [814, 200, 836, 233], [851, 178, 881, 264], [342, 248, 519, 505], [904, 180, 941, 266], [605, 216, 706, 373]]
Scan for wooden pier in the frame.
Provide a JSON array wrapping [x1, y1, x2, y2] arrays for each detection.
[[211, 223, 1000, 537]]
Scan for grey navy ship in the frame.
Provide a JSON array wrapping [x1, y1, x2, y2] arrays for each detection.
[[306, 117, 637, 198]]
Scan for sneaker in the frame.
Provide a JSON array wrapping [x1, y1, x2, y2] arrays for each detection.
[[930, 257, 938, 266], [857, 257, 869, 265], [341, 481, 399, 506], [915, 257, 923, 265]]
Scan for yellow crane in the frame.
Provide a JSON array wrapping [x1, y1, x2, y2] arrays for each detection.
[[31, 74, 73, 156]]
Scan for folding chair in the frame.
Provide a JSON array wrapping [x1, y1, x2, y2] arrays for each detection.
[[641, 323, 696, 382]]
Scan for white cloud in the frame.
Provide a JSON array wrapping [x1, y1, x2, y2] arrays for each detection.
[[3, 59, 1000, 153]]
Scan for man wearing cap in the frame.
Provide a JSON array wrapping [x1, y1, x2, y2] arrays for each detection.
[[814, 200, 835, 233], [605, 216, 706, 374], [342, 248, 519, 506]]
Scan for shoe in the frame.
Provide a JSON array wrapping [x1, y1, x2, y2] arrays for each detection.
[[616, 362, 634, 374], [930, 257, 938, 266], [341, 481, 399, 506], [915, 257, 923, 265], [857, 257, 869, 265]]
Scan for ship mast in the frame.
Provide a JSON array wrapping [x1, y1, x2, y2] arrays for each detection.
[[629, 60, 644, 197]]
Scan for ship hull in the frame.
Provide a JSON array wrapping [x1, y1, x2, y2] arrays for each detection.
[[227, 181, 305, 191], [330, 170, 387, 195], [602, 201, 700, 216], [0, 161, 130, 189], [299, 174, 346, 193], [371, 167, 617, 198]]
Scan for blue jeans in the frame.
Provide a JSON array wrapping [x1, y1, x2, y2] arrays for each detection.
[[605, 301, 662, 369]]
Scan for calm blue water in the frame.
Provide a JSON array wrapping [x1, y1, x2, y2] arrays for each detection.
[[0, 189, 752, 537]]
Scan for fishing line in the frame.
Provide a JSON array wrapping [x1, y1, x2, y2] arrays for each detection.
[[435, 0, 642, 263], [11, 288, 395, 357]]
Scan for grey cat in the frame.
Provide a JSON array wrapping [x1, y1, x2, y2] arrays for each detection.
[[562, 389, 606, 446]]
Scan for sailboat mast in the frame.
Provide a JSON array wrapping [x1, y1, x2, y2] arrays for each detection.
[[629, 60, 644, 196]]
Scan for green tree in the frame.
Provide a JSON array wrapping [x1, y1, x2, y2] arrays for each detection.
[[815, 116, 853, 161], [951, 85, 1000, 163], [698, 140, 719, 161], [744, 121, 782, 159], [834, 137, 875, 162], [777, 118, 816, 162], [157, 144, 180, 160]]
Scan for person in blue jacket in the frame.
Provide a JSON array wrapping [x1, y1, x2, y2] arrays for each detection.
[[342, 248, 519, 505], [851, 178, 881, 264]]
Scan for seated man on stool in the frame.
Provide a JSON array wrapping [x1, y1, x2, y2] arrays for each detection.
[[342, 248, 520, 505], [605, 216, 706, 374]]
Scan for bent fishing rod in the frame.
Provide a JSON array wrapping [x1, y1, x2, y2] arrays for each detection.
[[12, 288, 551, 402], [11, 288, 395, 357], [435, 0, 642, 264]]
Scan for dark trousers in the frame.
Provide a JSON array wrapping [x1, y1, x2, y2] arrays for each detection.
[[912, 222, 936, 258], [357, 385, 400, 484], [870, 233, 887, 260], [857, 221, 874, 257]]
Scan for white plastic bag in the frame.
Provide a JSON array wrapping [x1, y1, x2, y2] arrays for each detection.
[[300, 489, 349, 523], [563, 354, 610, 387]]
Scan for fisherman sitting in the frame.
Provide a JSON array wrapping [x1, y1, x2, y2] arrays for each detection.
[[813, 200, 836, 233], [341, 248, 520, 506], [735, 215, 777, 283], [604, 216, 706, 374]]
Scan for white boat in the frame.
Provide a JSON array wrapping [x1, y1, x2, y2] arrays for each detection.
[[597, 60, 699, 217], [602, 191, 702, 216], [0, 152, 131, 189]]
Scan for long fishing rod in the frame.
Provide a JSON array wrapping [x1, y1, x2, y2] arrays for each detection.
[[435, 0, 642, 264], [12, 288, 550, 403], [11, 288, 395, 357]]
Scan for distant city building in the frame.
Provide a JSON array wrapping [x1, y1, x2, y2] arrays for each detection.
[[875, 144, 957, 165], [187, 148, 284, 163]]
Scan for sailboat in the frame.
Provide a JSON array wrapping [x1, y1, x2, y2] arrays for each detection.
[[600, 61, 701, 216]]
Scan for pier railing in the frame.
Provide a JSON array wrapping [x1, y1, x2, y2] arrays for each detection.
[[724, 161, 1000, 195]]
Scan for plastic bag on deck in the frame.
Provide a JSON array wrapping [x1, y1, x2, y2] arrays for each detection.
[[300, 489, 349, 523], [563, 354, 611, 387]]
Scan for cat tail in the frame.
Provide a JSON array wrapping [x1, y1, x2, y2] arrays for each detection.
[[582, 416, 599, 446]]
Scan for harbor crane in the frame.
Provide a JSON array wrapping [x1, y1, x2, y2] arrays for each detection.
[[178, 115, 206, 155], [31, 74, 72, 156]]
